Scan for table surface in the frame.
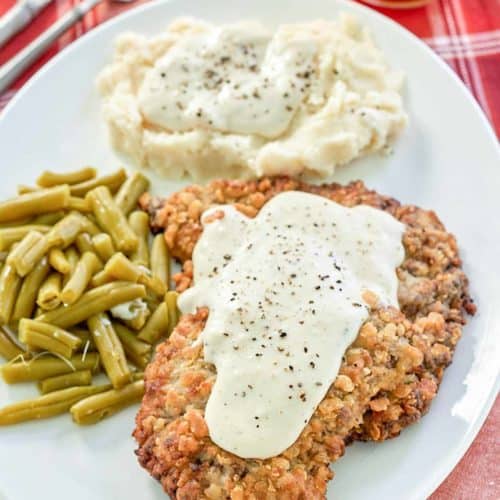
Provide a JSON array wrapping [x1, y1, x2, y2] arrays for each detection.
[[0, 1, 498, 499]]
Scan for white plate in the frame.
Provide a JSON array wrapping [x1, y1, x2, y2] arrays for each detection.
[[0, 1, 499, 499]]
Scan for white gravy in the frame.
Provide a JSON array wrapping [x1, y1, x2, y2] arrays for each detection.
[[138, 22, 316, 139], [179, 191, 404, 459]]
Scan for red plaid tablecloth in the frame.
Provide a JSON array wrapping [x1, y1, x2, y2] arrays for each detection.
[[0, 1, 498, 498]]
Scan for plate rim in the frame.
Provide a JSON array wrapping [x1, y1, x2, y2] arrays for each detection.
[[0, 1, 498, 499]]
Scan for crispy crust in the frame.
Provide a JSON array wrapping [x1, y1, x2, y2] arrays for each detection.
[[135, 177, 475, 499]]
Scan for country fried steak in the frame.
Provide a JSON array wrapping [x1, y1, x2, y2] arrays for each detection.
[[135, 177, 475, 499]]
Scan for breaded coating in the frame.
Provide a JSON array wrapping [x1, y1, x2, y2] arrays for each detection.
[[135, 177, 475, 499]]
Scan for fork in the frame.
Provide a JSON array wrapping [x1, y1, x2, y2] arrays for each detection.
[[0, 0, 136, 94]]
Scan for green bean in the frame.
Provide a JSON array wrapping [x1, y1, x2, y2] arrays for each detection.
[[19, 319, 82, 358], [79, 215, 100, 236], [0, 225, 50, 252], [70, 168, 127, 197], [44, 214, 92, 250], [5, 232, 41, 266], [23, 320, 82, 350], [15, 214, 88, 277], [114, 323, 151, 369], [65, 247, 79, 269], [20, 330, 69, 358], [0, 264, 22, 325], [70, 327, 90, 337], [6, 231, 44, 272], [0, 328, 25, 361], [13, 238, 50, 278], [12, 257, 51, 321], [60, 252, 102, 305], [115, 172, 150, 215], [37, 167, 97, 188], [0, 185, 70, 223], [104, 253, 165, 296], [0, 384, 110, 425], [85, 213, 99, 226], [165, 291, 180, 335], [70, 380, 144, 425], [32, 211, 65, 226], [70, 328, 95, 352], [2, 212, 64, 227], [0, 211, 64, 229], [48, 248, 71, 274], [38, 369, 92, 394], [121, 307, 150, 331], [68, 196, 91, 212], [137, 302, 169, 344], [63, 247, 79, 286], [86, 186, 138, 253], [16, 186, 36, 195], [89, 269, 113, 288], [1, 352, 100, 383], [87, 313, 131, 389], [144, 291, 161, 311], [46, 213, 95, 247], [75, 233, 94, 254], [128, 211, 150, 268], [17, 185, 38, 195], [37, 273, 62, 310], [92, 233, 115, 262], [103, 252, 138, 281], [0, 218, 31, 228], [151, 234, 170, 289], [37, 281, 146, 328]]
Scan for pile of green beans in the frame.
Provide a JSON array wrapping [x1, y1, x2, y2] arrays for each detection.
[[0, 167, 181, 426]]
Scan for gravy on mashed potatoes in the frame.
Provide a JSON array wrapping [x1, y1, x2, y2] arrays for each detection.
[[97, 15, 407, 180]]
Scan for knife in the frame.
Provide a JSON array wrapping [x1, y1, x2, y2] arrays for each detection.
[[0, 0, 54, 48]]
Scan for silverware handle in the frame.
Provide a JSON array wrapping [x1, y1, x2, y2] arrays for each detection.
[[0, 3, 33, 48], [0, 0, 101, 94]]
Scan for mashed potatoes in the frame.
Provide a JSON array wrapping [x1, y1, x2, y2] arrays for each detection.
[[97, 16, 407, 180]]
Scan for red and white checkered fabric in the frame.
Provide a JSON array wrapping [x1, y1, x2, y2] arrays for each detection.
[[360, 0, 500, 136], [0, 1, 498, 498]]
